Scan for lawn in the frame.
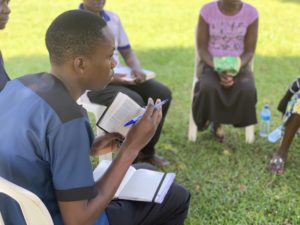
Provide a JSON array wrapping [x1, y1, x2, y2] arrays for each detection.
[[1, 0, 300, 224]]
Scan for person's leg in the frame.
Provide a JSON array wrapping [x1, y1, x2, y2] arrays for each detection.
[[268, 114, 300, 174], [278, 114, 300, 161], [193, 66, 226, 141], [105, 163, 190, 225], [127, 80, 172, 166], [105, 182, 190, 225], [88, 83, 171, 166]]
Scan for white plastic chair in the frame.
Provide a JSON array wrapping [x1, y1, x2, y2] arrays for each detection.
[[0, 211, 4, 225], [188, 38, 255, 144], [0, 177, 54, 225], [77, 91, 112, 161]]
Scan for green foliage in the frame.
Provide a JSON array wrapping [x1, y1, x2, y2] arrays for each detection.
[[1, 0, 300, 224]]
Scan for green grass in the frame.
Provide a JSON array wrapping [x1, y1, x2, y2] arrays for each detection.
[[1, 0, 300, 224]]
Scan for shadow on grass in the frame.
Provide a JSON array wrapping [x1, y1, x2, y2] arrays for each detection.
[[4, 50, 300, 115]]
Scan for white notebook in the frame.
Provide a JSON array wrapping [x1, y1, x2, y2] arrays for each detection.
[[93, 160, 176, 203], [114, 66, 156, 82]]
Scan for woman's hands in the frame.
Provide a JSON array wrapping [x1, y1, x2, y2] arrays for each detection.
[[219, 73, 235, 88]]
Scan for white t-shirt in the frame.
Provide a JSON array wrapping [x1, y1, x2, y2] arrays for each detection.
[[79, 4, 131, 66], [102, 10, 131, 66]]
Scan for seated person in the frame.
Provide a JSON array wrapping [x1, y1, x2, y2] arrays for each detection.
[[0, 10, 190, 225], [79, 0, 171, 167], [267, 77, 300, 174], [0, 0, 10, 92], [193, 0, 259, 142]]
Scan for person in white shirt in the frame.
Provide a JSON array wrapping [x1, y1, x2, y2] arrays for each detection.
[[79, 0, 172, 167]]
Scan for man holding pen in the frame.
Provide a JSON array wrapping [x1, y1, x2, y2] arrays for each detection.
[[0, 10, 190, 225], [79, 0, 172, 167]]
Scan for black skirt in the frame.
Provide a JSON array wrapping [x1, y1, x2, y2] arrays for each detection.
[[192, 64, 257, 129]]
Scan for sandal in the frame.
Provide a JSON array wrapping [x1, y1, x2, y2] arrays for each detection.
[[211, 123, 225, 143], [266, 155, 285, 175]]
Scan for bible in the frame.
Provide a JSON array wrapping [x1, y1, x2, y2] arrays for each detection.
[[93, 160, 176, 203], [96, 92, 145, 136], [114, 66, 156, 82]]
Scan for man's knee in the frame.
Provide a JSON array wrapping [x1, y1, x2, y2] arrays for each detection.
[[155, 83, 172, 102], [121, 90, 145, 107], [166, 183, 191, 211], [161, 85, 172, 101]]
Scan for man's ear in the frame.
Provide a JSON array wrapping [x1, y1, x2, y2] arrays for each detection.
[[73, 56, 86, 75]]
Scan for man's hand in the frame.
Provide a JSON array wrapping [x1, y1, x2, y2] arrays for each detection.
[[131, 69, 146, 84], [91, 133, 124, 156], [111, 73, 136, 85], [121, 98, 162, 155], [219, 73, 235, 88]]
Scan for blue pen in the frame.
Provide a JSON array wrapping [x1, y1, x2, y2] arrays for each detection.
[[124, 99, 169, 127]]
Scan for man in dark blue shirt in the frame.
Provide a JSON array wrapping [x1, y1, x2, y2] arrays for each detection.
[[0, 10, 190, 225]]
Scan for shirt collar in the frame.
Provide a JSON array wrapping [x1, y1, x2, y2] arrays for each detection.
[[78, 3, 110, 22]]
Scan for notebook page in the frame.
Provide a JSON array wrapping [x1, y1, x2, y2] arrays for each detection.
[[93, 160, 136, 198], [118, 169, 164, 202], [155, 173, 176, 203]]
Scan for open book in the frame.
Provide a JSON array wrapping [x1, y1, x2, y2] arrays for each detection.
[[93, 160, 176, 203], [96, 92, 145, 136], [114, 66, 156, 82]]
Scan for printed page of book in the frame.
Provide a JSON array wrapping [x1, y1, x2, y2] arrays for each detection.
[[114, 66, 156, 81], [98, 92, 145, 136], [93, 160, 136, 198], [117, 169, 165, 202]]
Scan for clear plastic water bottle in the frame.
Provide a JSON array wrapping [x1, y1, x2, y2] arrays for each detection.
[[260, 105, 271, 137]]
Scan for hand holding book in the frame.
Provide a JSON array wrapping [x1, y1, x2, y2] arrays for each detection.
[[124, 99, 169, 127], [122, 98, 163, 152], [213, 56, 241, 76], [113, 66, 156, 84], [97, 93, 163, 137], [90, 133, 124, 156]]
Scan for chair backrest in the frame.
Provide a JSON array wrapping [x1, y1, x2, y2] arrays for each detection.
[[0, 177, 53, 225], [0, 211, 4, 225], [77, 91, 112, 161]]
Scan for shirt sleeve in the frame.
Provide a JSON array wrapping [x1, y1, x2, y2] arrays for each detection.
[[199, 3, 212, 23], [246, 4, 259, 25], [48, 117, 97, 202], [116, 15, 131, 50]]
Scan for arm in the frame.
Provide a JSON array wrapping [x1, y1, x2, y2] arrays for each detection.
[[196, 15, 234, 88], [278, 77, 300, 113], [240, 18, 259, 68], [196, 15, 214, 68], [58, 99, 162, 225], [119, 48, 146, 83]]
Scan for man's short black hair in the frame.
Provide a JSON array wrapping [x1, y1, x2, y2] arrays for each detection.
[[46, 10, 108, 65]]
